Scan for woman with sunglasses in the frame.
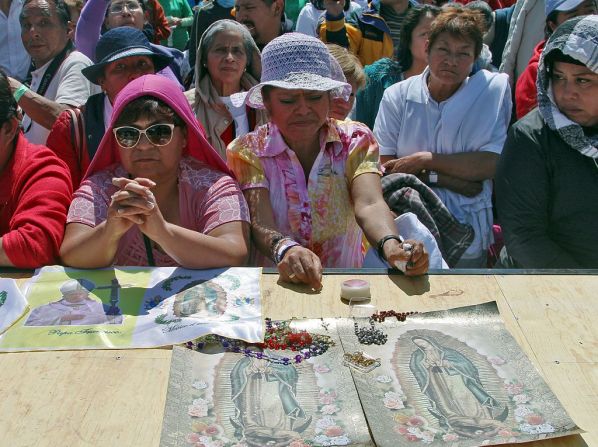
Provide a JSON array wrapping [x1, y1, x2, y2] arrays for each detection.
[[60, 75, 250, 268]]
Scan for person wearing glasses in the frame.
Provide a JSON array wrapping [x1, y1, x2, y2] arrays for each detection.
[[60, 74, 250, 268], [47, 27, 173, 189], [75, 0, 183, 85]]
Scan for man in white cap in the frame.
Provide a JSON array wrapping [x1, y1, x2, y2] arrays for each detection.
[[514, 0, 596, 119], [25, 279, 111, 326]]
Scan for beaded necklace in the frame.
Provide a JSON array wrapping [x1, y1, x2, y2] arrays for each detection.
[[353, 319, 388, 345], [185, 318, 335, 365], [371, 310, 418, 322], [353, 310, 418, 345]]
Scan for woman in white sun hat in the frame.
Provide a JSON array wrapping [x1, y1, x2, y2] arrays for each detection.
[[227, 33, 429, 290]]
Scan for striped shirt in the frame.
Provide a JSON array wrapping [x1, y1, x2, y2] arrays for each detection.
[[379, 3, 411, 58]]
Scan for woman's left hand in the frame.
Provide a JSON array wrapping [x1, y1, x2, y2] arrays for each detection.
[[383, 152, 431, 175], [384, 239, 429, 276]]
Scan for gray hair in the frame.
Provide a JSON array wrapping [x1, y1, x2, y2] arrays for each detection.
[[200, 20, 255, 71]]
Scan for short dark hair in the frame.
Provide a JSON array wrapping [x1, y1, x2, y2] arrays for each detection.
[[310, 0, 350, 12], [545, 48, 587, 75], [397, 4, 440, 71], [545, 10, 559, 38], [464, 0, 493, 32], [114, 96, 185, 129], [0, 70, 18, 125], [22, 0, 72, 28], [428, 5, 485, 59]]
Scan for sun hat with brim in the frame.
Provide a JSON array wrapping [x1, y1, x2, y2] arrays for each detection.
[[241, 33, 352, 109], [82, 27, 173, 84]]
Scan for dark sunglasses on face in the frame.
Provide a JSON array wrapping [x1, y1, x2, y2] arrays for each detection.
[[113, 123, 176, 148]]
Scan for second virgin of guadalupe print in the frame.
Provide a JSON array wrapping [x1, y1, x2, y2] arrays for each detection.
[[404, 332, 509, 437]]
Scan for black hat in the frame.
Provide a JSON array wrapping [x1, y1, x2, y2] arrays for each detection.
[[82, 27, 173, 84]]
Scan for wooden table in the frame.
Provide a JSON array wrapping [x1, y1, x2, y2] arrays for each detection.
[[0, 271, 596, 447]]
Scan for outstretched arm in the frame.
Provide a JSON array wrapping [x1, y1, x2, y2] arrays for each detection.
[[243, 188, 323, 290], [351, 172, 429, 276]]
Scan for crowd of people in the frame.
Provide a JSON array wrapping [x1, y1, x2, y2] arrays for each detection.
[[1, 0, 597, 284]]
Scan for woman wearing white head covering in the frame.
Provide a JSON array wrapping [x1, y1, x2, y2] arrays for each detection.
[[227, 33, 428, 289], [496, 15, 598, 268]]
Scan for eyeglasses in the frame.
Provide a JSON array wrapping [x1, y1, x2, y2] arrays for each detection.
[[113, 123, 176, 148], [108, 1, 142, 14]]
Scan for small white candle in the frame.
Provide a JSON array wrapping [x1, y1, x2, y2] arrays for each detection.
[[341, 279, 371, 301]]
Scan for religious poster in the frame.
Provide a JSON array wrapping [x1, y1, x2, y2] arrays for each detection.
[[0, 266, 262, 351], [160, 319, 373, 447], [0, 278, 29, 335], [338, 302, 580, 446]]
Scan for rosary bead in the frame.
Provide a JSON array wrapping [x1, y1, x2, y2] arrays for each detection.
[[186, 318, 335, 365]]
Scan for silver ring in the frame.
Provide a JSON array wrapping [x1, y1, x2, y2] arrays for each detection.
[[289, 272, 297, 279]]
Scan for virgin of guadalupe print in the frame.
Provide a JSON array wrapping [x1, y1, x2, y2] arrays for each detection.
[[160, 320, 372, 447], [403, 332, 509, 437], [338, 302, 580, 446], [229, 356, 313, 444], [172, 280, 228, 319]]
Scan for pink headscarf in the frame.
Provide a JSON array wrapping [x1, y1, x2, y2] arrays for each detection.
[[84, 74, 232, 179]]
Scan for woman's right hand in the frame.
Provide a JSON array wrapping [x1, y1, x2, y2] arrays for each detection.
[[384, 239, 429, 276], [277, 246, 323, 291]]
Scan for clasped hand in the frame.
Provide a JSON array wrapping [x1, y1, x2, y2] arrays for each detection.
[[107, 177, 164, 238]]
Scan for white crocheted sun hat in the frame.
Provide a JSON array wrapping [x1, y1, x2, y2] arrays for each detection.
[[243, 33, 352, 109]]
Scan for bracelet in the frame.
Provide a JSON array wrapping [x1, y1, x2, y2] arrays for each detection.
[[376, 235, 402, 261], [273, 238, 300, 264], [270, 234, 287, 261], [13, 84, 29, 103]]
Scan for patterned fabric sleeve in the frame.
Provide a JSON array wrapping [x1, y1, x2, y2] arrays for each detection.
[[197, 175, 250, 235], [226, 136, 270, 190], [66, 171, 114, 227], [343, 121, 383, 182]]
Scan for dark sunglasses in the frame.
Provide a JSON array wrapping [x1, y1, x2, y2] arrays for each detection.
[[113, 123, 176, 148]]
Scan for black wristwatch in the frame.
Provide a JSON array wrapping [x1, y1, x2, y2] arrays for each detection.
[[376, 235, 402, 261]]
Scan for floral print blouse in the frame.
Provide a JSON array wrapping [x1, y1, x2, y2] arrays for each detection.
[[227, 119, 381, 268]]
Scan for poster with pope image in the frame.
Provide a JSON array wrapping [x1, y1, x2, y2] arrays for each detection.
[[0, 266, 262, 351]]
